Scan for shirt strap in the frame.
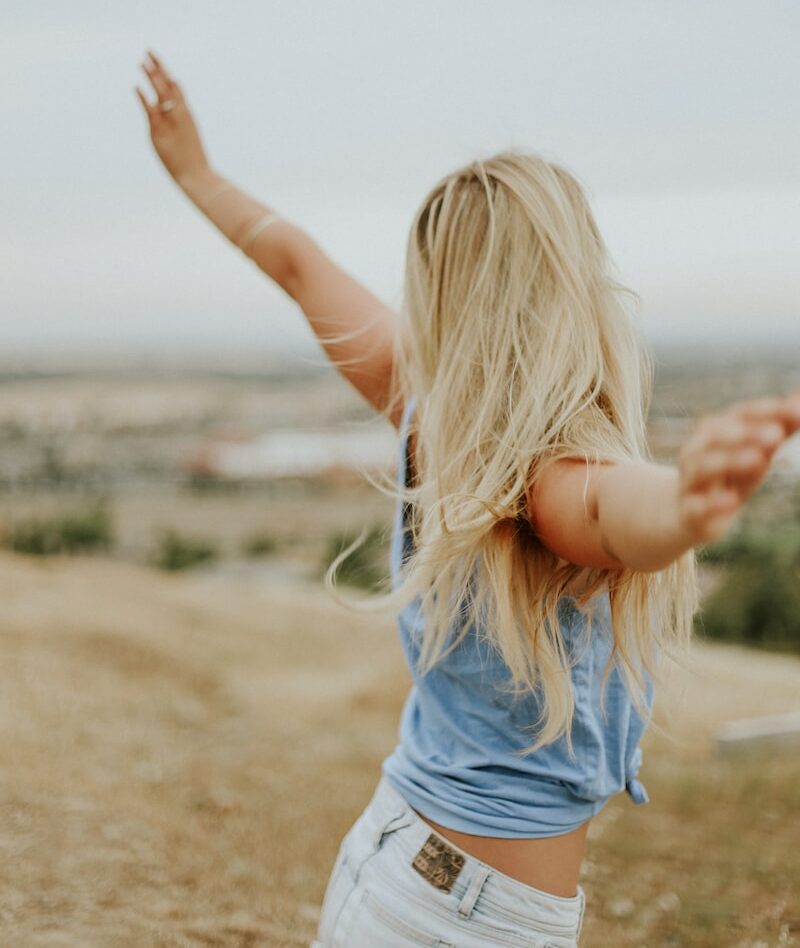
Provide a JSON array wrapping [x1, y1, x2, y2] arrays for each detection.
[[401, 396, 417, 490]]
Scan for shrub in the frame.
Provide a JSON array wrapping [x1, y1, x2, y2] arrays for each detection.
[[186, 470, 229, 493], [4, 518, 61, 556], [57, 505, 114, 553], [151, 528, 219, 572], [241, 532, 278, 557], [696, 523, 800, 654], [697, 523, 800, 568], [3, 503, 114, 556]]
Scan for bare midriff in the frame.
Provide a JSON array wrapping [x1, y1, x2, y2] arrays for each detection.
[[410, 809, 591, 898]]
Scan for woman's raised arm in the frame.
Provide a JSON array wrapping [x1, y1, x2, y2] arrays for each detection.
[[135, 50, 400, 419]]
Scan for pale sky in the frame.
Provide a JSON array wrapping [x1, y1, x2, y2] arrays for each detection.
[[2, 0, 799, 361]]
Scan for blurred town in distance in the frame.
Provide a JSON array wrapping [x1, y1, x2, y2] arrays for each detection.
[[0, 339, 799, 491], [0, 339, 797, 581], [1, 338, 799, 589]]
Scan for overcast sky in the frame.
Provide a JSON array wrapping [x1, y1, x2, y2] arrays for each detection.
[[2, 0, 799, 363]]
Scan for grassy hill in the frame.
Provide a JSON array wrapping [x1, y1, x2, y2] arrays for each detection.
[[0, 551, 798, 947]]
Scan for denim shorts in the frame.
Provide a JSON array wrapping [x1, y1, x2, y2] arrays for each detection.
[[312, 775, 587, 947]]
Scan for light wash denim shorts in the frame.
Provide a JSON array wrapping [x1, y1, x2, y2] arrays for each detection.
[[312, 775, 587, 947]]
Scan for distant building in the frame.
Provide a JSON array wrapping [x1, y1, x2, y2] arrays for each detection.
[[184, 425, 398, 482]]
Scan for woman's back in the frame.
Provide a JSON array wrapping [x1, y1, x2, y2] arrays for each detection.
[[381, 396, 653, 896]]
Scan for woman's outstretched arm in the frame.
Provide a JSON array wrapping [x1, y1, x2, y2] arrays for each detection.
[[528, 392, 800, 573], [135, 50, 399, 420]]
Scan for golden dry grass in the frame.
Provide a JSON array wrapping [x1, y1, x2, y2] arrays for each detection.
[[0, 550, 798, 947]]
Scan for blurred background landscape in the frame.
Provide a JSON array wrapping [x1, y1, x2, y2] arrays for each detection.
[[3, 0, 800, 945], [1, 347, 799, 948]]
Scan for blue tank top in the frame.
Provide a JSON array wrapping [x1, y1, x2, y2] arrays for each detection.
[[381, 396, 654, 838]]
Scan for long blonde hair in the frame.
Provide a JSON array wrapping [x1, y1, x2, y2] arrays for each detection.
[[324, 147, 699, 758]]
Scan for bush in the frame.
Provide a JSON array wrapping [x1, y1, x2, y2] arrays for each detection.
[[186, 470, 232, 493], [241, 531, 278, 557], [697, 523, 800, 654], [697, 523, 800, 568], [57, 505, 114, 553], [151, 528, 219, 572], [323, 523, 389, 592], [3, 504, 114, 556]]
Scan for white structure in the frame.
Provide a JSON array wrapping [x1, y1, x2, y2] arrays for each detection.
[[190, 426, 398, 480], [716, 710, 800, 756]]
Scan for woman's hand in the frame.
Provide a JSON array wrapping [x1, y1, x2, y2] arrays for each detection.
[[135, 50, 211, 185], [676, 390, 800, 545]]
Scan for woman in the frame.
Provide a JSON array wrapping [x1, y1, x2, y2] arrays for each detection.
[[136, 50, 800, 946]]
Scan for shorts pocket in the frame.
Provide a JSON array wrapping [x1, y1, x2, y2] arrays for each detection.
[[459, 910, 570, 947], [351, 884, 550, 948], [349, 888, 454, 947]]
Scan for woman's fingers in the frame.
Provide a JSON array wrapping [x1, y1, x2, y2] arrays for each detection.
[[686, 445, 764, 489], [144, 50, 183, 106], [681, 428, 772, 493], [676, 390, 800, 545], [680, 395, 800, 490], [147, 50, 182, 97], [680, 482, 740, 544], [725, 394, 800, 438], [141, 57, 171, 102], [146, 49, 173, 83], [134, 85, 154, 120], [696, 414, 786, 452]]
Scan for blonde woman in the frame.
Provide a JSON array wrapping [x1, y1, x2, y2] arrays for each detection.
[[136, 51, 800, 947]]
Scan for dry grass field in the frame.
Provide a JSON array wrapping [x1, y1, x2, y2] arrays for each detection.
[[0, 548, 798, 947]]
